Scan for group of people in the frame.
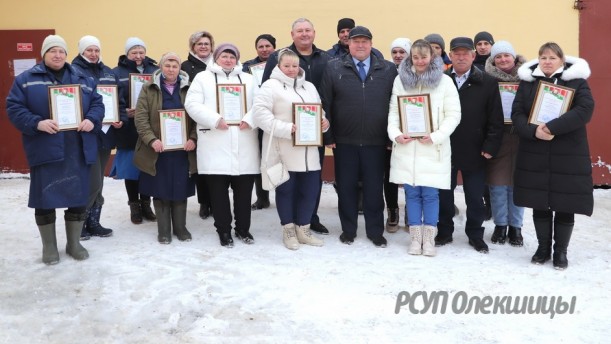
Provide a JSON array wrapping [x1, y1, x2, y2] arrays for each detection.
[[6, 17, 594, 271]]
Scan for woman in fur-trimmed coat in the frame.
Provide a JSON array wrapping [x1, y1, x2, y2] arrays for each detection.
[[512, 42, 594, 270], [388, 39, 461, 256], [483, 41, 527, 247]]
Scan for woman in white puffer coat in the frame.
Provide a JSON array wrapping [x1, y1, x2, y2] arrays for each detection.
[[388, 39, 461, 257], [252, 49, 330, 250], [185, 43, 259, 248]]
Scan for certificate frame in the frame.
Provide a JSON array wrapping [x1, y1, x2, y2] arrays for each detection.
[[48, 84, 83, 131], [96, 85, 119, 123], [248, 62, 266, 87], [528, 81, 575, 125], [216, 84, 246, 125], [159, 109, 188, 151], [292, 103, 323, 147], [498, 82, 519, 124], [129, 73, 153, 108], [397, 94, 433, 138]]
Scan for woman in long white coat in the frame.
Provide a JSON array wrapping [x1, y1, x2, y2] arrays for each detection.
[[388, 39, 461, 257], [252, 49, 330, 250], [185, 43, 259, 248]]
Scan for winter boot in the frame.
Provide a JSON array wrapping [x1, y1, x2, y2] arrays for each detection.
[[422, 225, 437, 257], [80, 208, 91, 241], [35, 213, 59, 265], [408, 225, 423, 255], [552, 220, 574, 270], [251, 175, 270, 210], [153, 199, 172, 244], [386, 208, 400, 233], [508, 226, 523, 247], [282, 223, 299, 250], [490, 225, 507, 244], [199, 203, 212, 219], [295, 224, 324, 247], [140, 198, 157, 221], [531, 216, 553, 264], [87, 204, 113, 237], [64, 211, 89, 260], [170, 200, 192, 242], [128, 201, 143, 224]]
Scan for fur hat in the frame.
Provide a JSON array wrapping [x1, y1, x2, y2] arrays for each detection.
[[491, 40, 516, 59], [213, 43, 240, 61], [125, 37, 146, 55], [390, 38, 412, 53], [41, 35, 67, 58], [424, 34, 445, 51], [474, 31, 495, 45], [78, 35, 101, 55], [337, 18, 355, 35]]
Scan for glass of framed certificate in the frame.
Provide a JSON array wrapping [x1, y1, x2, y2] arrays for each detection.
[[248, 62, 266, 87], [159, 109, 187, 151], [217, 84, 246, 125], [292, 103, 322, 146], [397, 94, 432, 138], [129, 73, 153, 108], [499, 82, 519, 124], [528, 81, 575, 125], [48, 84, 83, 131], [96, 85, 119, 123]]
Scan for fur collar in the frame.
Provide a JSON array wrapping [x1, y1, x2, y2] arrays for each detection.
[[398, 55, 444, 89], [208, 62, 244, 77], [270, 65, 307, 89], [152, 69, 190, 89], [517, 56, 591, 82], [484, 55, 526, 82]]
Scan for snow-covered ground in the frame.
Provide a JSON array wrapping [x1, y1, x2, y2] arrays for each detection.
[[0, 174, 609, 343]]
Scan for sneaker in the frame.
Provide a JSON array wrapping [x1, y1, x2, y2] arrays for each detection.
[[468, 238, 489, 253], [367, 235, 387, 248], [310, 222, 329, 235], [339, 232, 355, 245]]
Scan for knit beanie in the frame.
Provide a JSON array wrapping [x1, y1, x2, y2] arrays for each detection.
[[41, 35, 68, 58], [390, 38, 412, 53], [125, 37, 146, 55], [490, 40, 516, 59], [159, 52, 181, 66], [424, 34, 445, 51], [337, 18, 355, 35], [213, 43, 240, 61], [474, 31, 495, 45], [255, 34, 276, 49], [78, 35, 101, 55]]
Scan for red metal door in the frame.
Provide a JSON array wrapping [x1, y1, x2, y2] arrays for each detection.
[[0, 29, 54, 173], [579, 0, 611, 185]]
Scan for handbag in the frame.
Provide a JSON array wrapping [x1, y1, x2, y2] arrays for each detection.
[[261, 120, 290, 190]]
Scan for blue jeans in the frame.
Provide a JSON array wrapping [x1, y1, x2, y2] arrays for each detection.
[[489, 185, 524, 227], [405, 185, 439, 226], [276, 170, 320, 226]]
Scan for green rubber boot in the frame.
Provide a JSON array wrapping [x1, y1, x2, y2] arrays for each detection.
[[64, 211, 89, 260], [35, 213, 59, 265]]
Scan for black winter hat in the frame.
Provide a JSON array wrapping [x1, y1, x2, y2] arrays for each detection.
[[474, 31, 495, 46], [255, 34, 276, 49], [337, 18, 356, 35]]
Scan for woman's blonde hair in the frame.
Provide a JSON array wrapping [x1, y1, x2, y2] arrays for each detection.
[[278, 48, 299, 65]]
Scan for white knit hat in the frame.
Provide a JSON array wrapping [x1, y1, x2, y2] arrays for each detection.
[[78, 35, 101, 55], [491, 40, 516, 59], [390, 38, 412, 53], [41, 35, 67, 58], [125, 37, 146, 55]]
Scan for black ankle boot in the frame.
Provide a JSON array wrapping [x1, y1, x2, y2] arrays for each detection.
[[531, 217, 552, 264], [552, 221, 574, 270], [508, 226, 523, 247], [218, 231, 234, 247], [490, 225, 507, 244]]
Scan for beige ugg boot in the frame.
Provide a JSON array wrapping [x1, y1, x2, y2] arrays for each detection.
[[295, 224, 324, 247], [282, 223, 299, 250], [422, 225, 438, 257], [408, 225, 423, 255]]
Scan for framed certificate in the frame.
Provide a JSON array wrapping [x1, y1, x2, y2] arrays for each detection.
[[528, 81, 575, 125], [96, 85, 119, 123], [248, 62, 266, 87], [292, 103, 322, 146], [48, 84, 83, 131], [159, 109, 187, 151], [499, 82, 519, 124], [129, 73, 152, 108], [217, 84, 246, 125], [397, 94, 432, 138]]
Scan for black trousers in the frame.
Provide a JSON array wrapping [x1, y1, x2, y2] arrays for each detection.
[[384, 147, 399, 209], [205, 174, 255, 234]]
